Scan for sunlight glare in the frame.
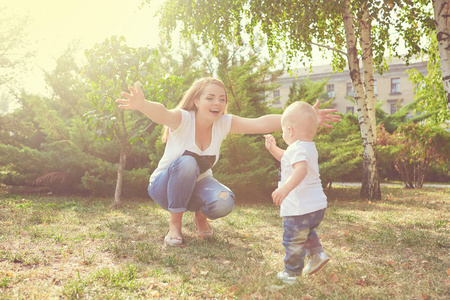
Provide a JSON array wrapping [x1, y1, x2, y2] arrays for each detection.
[[2, 0, 165, 95]]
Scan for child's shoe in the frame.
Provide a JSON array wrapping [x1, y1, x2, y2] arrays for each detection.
[[276, 271, 298, 285], [303, 252, 330, 275]]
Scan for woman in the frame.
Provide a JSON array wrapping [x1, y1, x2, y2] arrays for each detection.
[[116, 77, 340, 246]]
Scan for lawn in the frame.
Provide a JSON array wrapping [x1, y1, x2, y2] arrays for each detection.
[[0, 185, 449, 299]]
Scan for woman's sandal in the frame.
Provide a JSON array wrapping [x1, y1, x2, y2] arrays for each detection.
[[193, 215, 213, 238], [164, 230, 183, 247]]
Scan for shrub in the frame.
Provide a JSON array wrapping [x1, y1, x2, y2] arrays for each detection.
[[122, 168, 151, 198], [0, 144, 50, 186], [315, 114, 363, 187], [81, 160, 117, 196], [377, 123, 450, 188], [214, 134, 278, 201]]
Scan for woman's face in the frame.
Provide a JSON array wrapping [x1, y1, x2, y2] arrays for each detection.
[[195, 84, 227, 121]]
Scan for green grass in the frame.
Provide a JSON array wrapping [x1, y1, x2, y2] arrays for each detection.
[[0, 186, 449, 299]]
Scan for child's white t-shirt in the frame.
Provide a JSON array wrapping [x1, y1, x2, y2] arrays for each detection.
[[279, 140, 327, 217], [149, 109, 232, 184]]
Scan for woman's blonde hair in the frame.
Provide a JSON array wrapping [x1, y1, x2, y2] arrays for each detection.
[[161, 77, 228, 142]]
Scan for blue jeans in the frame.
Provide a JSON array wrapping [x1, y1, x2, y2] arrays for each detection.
[[148, 156, 235, 220], [282, 208, 326, 276]]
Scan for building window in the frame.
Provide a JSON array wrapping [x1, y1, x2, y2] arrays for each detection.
[[346, 107, 354, 114], [391, 78, 401, 94], [273, 89, 280, 98], [390, 103, 397, 115], [327, 84, 334, 98], [388, 100, 400, 115], [272, 89, 281, 104], [346, 82, 354, 97]]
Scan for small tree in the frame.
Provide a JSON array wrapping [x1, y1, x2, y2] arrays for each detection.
[[376, 96, 437, 134], [285, 78, 330, 108], [213, 50, 282, 199], [377, 122, 450, 189], [84, 36, 185, 207], [407, 33, 450, 125], [44, 43, 91, 119], [217, 51, 281, 117]]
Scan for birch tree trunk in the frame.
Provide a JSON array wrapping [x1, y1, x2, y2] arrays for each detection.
[[433, 0, 450, 111], [342, 0, 381, 200], [359, 6, 377, 137]]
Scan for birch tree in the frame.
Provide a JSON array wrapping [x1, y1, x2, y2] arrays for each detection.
[[147, 0, 432, 199], [433, 0, 450, 111]]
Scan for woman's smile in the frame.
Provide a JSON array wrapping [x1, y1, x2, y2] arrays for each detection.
[[195, 83, 227, 120]]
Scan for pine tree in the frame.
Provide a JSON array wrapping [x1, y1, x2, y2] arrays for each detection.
[[213, 51, 283, 199]]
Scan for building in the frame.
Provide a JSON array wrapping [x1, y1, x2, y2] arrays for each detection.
[[270, 58, 428, 115]]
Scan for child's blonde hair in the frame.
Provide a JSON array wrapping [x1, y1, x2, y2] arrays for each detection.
[[162, 77, 228, 142], [282, 101, 318, 138]]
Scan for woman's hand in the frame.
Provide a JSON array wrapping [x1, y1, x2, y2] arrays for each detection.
[[115, 82, 182, 129], [313, 100, 341, 128], [116, 82, 145, 111]]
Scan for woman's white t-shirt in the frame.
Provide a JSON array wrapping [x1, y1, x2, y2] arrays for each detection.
[[279, 140, 327, 217], [149, 109, 232, 184]]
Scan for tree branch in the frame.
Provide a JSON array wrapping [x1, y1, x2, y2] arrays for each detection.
[[309, 42, 348, 57], [224, 69, 241, 112]]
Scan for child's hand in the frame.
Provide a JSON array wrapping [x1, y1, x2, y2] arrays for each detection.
[[264, 134, 276, 150], [272, 187, 288, 206], [116, 82, 145, 111]]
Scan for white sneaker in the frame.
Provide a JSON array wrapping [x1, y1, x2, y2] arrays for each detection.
[[276, 271, 298, 285], [303, 252, 330, 275]]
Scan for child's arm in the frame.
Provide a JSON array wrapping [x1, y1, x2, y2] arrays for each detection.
[[115, 82, 181, 130], [272, 161, 307, 206], [264, 134, 285, 161]]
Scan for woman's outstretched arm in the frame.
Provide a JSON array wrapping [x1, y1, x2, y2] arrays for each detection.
[[115, 82, 181, 130], [229, 100, 341, 134]]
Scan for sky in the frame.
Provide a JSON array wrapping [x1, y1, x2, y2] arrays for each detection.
[[1, 0, 164, 96]]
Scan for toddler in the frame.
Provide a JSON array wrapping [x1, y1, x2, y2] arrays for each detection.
[[264, 101, 330, 284]]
